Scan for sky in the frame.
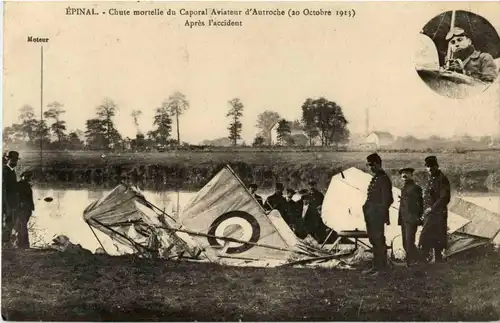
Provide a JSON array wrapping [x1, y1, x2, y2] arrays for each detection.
[[3, 1, 500, 144]]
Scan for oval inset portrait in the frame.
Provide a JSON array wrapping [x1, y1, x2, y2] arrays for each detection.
[[415, 10, 500, 99]]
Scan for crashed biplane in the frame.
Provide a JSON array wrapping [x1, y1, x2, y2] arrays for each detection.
[[83, 165, 500, 267], [83, 166, 333, 267]]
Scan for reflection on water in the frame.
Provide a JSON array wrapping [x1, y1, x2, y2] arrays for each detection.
[[28, 186, 500, 254]]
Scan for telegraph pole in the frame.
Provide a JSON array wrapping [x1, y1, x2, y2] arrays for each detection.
[[40, 46, 44, 170]]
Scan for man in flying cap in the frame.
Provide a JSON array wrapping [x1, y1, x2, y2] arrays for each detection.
[[2, 151, 20, 246], [419, 156, 451, 263], [445, 27, 498, 83], [362, 153, 394, 275], [398, 167, 423, 266], [248, 183, 263, 207]]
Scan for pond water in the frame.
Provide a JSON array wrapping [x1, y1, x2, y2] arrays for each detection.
[[27, 186, 500, 254]]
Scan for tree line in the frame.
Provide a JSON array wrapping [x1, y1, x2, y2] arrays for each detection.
[[3, 93, 350, 151]]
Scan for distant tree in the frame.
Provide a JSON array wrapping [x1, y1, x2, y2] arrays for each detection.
[[33, 120, 51, 149], [147, 105, 173, 147], [131, 109, 143, 135], [301, 98, 319, 146], [255, 111, 281, 145], [227, 98, 244, 146], [252, 135, 265, 147], [291, 119, 303, 130], [84, 118, 107, 149], [164, 92, 189, 145], [276, 119, 291, 145], [2, 124, 24, 145], [44, 101, 67, 144], [95, 98, 121, 149], [301, 97, 349, 147], [19, 105, 39, 142], [67, 131, 84, 150]]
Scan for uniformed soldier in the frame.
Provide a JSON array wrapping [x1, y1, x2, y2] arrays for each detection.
[[397, 167, 423, 266], [362, 153, 394, 275], [2, 151, 20, 246], [249, 183, 263, 207], [419, 156, 450, 263]]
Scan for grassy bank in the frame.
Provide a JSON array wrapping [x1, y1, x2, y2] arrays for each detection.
[[2, 248, 500, 321], [15, 150, 500, 192]]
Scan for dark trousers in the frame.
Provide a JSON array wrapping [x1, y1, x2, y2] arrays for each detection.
[[2, 208, 15, 244], [401, 222, 418, 264], [14, 210, 31, 248], [366, 219, 387, 270]]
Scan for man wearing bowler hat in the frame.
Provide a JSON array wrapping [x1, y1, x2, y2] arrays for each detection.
[[2, 151, 20, 245], [362, 153, 394, 275], [398, 167, 423, 266], [419, 156, 451, 263]]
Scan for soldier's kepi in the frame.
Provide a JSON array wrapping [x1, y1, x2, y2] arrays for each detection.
[[362, 153, 394, 275], [419, 156, 451, 263]]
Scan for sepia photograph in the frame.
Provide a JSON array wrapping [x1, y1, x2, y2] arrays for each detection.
[[2, 1, 500, 321], [416, 9, 500, 99]]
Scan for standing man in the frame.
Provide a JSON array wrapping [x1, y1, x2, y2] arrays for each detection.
[[249, 183, 263, 207], [308, 181, 324, 211], [362, 153, 394, 275], [15, 171, 35, 248], [2, 151, 20, 246], [397, 167, 423, 266], [264, 183, 287, 217], [419, 156, 451, 263], [284, 188, 299, 230]]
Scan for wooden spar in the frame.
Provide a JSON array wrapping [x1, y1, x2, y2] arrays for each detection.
[[88, 223, 107, 254], [90, 217, 152, 255], [40, 46, 44, 170], [152, 224, 311, 256], [446, 10, 456, 67], [320, 228, 336, 249]]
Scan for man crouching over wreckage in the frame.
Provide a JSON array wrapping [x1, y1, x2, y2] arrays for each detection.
[[362, 153, 394, 276]]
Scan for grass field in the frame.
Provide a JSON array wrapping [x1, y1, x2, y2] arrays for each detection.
[[2, 247, 500, 321], [11, 149, 500, 192]]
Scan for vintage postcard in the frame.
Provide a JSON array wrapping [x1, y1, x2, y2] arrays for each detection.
[[2, 1, 500, 321]]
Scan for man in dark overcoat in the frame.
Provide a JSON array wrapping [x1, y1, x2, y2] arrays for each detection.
[[284, 188, 299, 230], [362, 153, 394, 275], [308, 181, 324, 210], [397, 167, 423, 266], [264, 183, 287, 216], [2, 151, 20, 245], [15, 171, 35, 248], [419, 156, 450, 263]]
